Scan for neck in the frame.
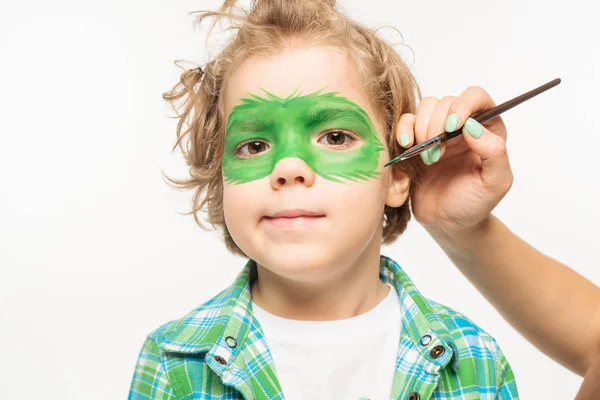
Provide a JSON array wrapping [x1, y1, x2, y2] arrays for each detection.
[[250, 236, 389, 321]]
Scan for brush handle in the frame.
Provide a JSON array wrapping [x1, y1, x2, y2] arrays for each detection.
[[439, 78, 562, 142], [385, 78, 562, 166]]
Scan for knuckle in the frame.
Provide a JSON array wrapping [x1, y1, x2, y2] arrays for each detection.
[[490, 142, 507, 159], [507, 172, 514, 188], [501, 172, 514, 193], [398, 112, 415, 123], [467, 85, 488, 98], [421, 96, 439, 104], [441, 95, 455, 104]]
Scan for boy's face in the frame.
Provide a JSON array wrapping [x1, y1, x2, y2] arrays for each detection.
[[222, 45, 408, 276]]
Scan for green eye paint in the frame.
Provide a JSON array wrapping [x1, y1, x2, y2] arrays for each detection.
[[222, 86, 385, 184]]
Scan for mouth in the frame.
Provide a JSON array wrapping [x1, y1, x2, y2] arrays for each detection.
[[262, 209, 326, 229], [266, 209, 325, 218]]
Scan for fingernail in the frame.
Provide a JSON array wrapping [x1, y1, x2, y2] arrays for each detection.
[[445, 113, 460, 132], [464, 117, 484, 139], [420, 150, 432, 165], [399, 133, 410, 147], [429, 145, 441, 163]]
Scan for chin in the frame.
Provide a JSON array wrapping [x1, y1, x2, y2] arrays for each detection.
[[259, 242, 337, 274]]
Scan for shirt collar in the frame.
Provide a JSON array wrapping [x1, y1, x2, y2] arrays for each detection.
[[153, 254, 459, 371]]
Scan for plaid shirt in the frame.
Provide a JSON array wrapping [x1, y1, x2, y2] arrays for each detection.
[[128, 255, 519, 399]]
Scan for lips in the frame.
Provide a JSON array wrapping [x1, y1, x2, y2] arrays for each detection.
[[263, 209, 325, 230], [266, 209, 325, 218]]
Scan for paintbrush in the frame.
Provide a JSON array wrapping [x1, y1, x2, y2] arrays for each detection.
[[384, 78, 562, 166]]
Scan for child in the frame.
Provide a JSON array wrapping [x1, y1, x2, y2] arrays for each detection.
[[127, 0, 519, 399]]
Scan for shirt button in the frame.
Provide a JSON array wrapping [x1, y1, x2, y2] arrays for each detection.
[[419, 335, 432, 346], [430, 345, 446, 359], [214, 355, 227, 365], [408, 392, 421, 400], [225, 336, 238, 348]]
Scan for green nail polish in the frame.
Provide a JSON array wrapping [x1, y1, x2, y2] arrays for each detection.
[[429, 145, 441, 163], [420, 150, 431, 165], [465, 117, 484, 139], [399, 133, 410, 147], [445, 113, 460, 132]]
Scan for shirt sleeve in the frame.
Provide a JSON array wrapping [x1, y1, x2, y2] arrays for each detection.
[[127, 337, 177, 400], [496, 346, 519, 400]]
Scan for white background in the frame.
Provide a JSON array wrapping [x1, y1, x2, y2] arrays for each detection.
[[1, 0, 598, 398]]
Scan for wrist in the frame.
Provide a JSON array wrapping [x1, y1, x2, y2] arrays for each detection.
[[425, 215, 494, 255]]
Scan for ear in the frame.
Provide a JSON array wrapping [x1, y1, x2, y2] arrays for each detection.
[[385, 167, 410, 208]]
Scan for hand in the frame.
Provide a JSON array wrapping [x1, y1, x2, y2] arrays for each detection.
[[395, 86, 514, 237]]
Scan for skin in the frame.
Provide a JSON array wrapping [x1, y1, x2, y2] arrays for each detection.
[[221, 45, 410, 321], [221, 38, 597, 397], [394, 91, 600, 387], [223, 87, 385, 185], [575, 354, 600, 399]]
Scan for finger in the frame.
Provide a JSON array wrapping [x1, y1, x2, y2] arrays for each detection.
[[462, 118, 513, 194], [414, 97, 439, 165], [414, 97, 438, 145], [446, 85, 507, 141], [395, 113, 415, 148], [425, 96, 455, 162], [426, 96, 455, 140]]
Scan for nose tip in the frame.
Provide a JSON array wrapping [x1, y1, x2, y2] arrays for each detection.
[[276, 176, 305, 186], [270, 157, 315, 189]]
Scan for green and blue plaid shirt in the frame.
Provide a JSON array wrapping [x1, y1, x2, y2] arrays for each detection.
[[128, 255, 519, 399]]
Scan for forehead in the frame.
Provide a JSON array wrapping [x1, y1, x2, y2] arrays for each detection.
[[223, 45, 380, 128]]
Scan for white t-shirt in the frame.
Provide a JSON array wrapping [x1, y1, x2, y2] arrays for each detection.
[[251, 282, 402, 400]]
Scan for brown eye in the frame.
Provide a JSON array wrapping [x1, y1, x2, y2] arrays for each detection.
[[317, 130, 357, 149], [248, 141, 267, 154], [326, 131, 345, 145], [237, 140, 270, 157]]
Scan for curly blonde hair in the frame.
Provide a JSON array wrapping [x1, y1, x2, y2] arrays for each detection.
[[162, 0, 425, 257]]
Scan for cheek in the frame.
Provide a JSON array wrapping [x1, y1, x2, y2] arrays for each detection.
[[222, 181, 264, 230], [223, 184, 246, 222], [327, 179, 387, 223]]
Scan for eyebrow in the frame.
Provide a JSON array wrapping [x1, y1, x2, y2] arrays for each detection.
[[227, 118, 273, 133], [226, 104, 369, 134], [304, 107, 367, 130]]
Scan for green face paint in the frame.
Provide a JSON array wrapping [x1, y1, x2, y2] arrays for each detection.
[[222, 87, 385, 184]]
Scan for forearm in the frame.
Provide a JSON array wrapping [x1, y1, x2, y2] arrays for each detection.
[[428, 214, 600, 376], [575, 353, 600, 400]]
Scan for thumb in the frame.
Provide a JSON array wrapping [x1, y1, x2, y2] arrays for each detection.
[[462, 117, 514, 193]]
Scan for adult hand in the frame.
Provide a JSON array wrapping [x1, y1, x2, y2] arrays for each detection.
[[395, 86, 514, 237]]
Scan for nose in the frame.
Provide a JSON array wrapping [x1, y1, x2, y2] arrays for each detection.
[[270, 157, 316, 189]]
